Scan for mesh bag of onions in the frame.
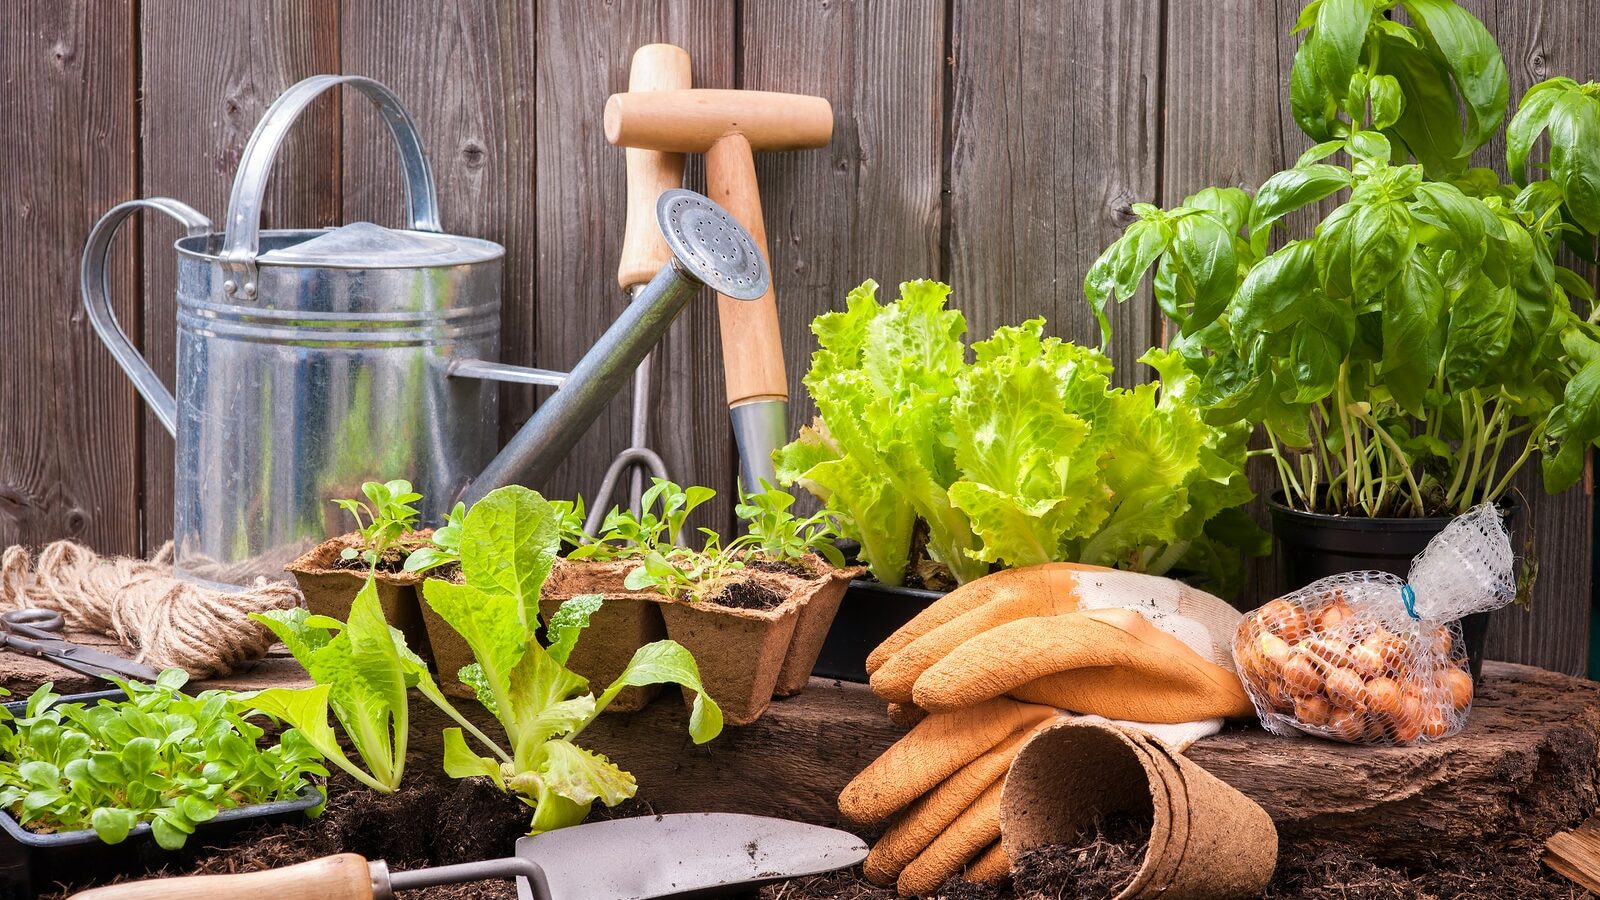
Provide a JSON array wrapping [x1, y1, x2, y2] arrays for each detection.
[[1232, 503, 1515, 745]]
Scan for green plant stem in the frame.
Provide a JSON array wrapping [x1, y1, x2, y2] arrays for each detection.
[[1358, 408, 1425, 515], [1336, 365, 1359, 512]]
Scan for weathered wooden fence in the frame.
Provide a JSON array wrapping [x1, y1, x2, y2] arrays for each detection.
[[4, 0, 1594, 673]]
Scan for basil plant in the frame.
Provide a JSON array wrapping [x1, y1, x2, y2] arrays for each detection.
[[1086, 0, 1600, 519]]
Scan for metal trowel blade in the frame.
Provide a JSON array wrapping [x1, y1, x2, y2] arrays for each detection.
[[514, 813, 867, 900]]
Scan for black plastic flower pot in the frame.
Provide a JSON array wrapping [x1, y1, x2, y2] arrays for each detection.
[[0, 690, 324, 899], [811, 579, 946, 683], [1266, 491, 1522, 683]]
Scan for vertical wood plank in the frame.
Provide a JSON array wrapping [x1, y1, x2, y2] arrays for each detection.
[[0, 0, 139, 554], [139, 1, 340, 553], [946, 0, 1162, 383], [1160, 1, 1310, 609], [740, 0, 946, 517], [531, 2, 736, 529], [1470, 0, 1596, 676], [340, 0, 538, 443]]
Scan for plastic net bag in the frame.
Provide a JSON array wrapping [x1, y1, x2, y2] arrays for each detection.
[[1232, 503, 1515, 745]]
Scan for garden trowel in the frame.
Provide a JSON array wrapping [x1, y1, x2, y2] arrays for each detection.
[[68, 813, 867, 900]]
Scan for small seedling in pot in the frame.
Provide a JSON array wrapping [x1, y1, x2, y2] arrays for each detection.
[[570, 478, 715, 561], [733, 480, 846, 567], [0, 671, 326, 849], [402, 501, 466, 574], [333, 479, 423, 568], [550, 497, 589, 552], [623, 531, 747, 602]]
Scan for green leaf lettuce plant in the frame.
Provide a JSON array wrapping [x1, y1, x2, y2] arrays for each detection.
[[776, 279, 1265, 595], [419, 486, 723, 834], [1084, 0, 1600, 519]]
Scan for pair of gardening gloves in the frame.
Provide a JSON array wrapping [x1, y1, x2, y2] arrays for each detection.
[[838, 563, 1254, 896]]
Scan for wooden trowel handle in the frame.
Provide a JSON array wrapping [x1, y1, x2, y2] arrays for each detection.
[[617, 43, 692, 290], [68, 853, 374, 900]]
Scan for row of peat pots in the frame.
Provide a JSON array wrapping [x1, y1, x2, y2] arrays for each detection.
[[291, 537, 854, 726], [816, 493, 1521, 686]]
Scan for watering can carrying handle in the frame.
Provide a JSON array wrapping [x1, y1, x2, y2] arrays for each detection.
[[219, 74, 442, 301], [80, 198, 214, 437]]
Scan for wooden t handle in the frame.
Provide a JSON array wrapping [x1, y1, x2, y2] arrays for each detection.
[[617, 44, 692, 290], [706, 132, 787, 406], [69, 854, 374, 900], [605, 90, 833, 154]]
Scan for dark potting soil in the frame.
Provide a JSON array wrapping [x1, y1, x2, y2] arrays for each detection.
[[41, 767, 1587, 900], [756, 840, 1586, 900], [331, 544, 411, 574], [749, 558, 818, 578], [1010, 815, 1148, 900], [709, 578, 789, 611]]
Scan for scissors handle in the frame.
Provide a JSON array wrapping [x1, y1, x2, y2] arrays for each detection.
[[2, 608, 64, 637]]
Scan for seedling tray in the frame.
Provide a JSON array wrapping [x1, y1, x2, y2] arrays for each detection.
[[0, 689, 324, 899], [811, 579, 944, 683]]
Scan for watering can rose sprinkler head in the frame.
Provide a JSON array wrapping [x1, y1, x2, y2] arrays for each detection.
[[462, 189, 770, 504]]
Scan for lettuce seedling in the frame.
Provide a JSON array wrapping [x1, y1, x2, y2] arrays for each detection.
[[420, 485, 723, 834], [569, 478, 714, 561], [402, 500, 466, 574], [733, 481, 846, 567], [0, 671, 326, 849], [241, 578, 489, 794], [334, 479, 423, 567]]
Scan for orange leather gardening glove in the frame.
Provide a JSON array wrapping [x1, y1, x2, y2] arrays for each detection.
[[870, 565, 1252, 722]]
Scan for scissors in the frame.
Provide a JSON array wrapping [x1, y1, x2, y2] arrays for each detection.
[[0, 608, 162, 683]]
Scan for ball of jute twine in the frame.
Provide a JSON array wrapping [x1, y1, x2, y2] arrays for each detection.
[[0, 541, 303, 678]]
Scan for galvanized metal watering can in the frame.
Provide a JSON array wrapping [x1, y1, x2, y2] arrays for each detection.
[[81, 75, 768, 587]]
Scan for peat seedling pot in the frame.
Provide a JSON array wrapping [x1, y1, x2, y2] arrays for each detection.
[[759, 557, 860, 697], [658, 575, 802, 727], [0, 691, 322, 899], [1267, 491, 1523, 682], [287, 532, 432, 662], [540, 559, 669, 712], [812, 579, 945, 683]]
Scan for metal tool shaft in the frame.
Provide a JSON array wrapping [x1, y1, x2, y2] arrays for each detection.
[[464, 261, 703, 503], [375, 857, 552, 900]]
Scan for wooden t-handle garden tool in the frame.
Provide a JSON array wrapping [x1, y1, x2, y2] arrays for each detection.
[[586, 43, 693, 534], [605, 86, 834, 491]]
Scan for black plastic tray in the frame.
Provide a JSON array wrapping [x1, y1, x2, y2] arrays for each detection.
[[0, 689, 324, 899], [812, 579, 947, 683]]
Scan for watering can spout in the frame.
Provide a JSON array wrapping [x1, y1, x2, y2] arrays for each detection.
[[461, 189, 770, 504]]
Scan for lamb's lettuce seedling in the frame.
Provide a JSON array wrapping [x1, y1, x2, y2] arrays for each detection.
[[420, 485, 723, 834], [0, 671, 326, 850]]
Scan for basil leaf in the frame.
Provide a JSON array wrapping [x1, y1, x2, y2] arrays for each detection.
[[1549, 90, 1600, 233], [1173, 212, 1239, 334], [1290, 295, 1356, 403], [1545, 359, 1600, 492], [1230, 240, 1318, 335], [1351, 199, 1415, 299], [1377, 34, 1467, 177], [1248, 164, 1352, 246], [1400, 0, 1510, 156], [1369, 74, 1405, 130], [1506, 79, 1571, 185], [1444, 276, 1516, 388], [1314, 201, 1361, 298], [1381, 254, 1446, 416]]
